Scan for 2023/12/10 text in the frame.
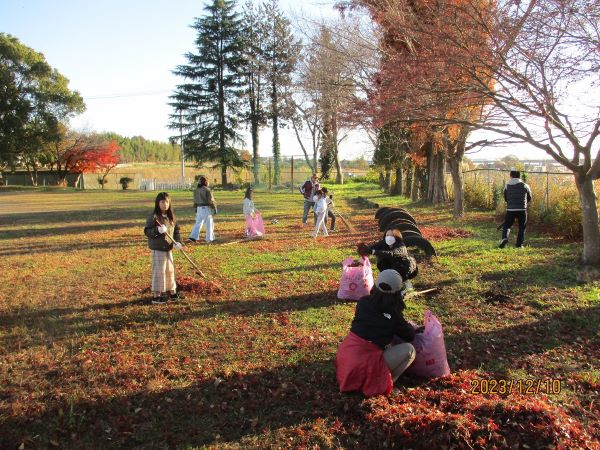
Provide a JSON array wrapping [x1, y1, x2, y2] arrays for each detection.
[[470, 378, 562, 395]]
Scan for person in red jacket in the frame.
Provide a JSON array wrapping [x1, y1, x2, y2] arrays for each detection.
[[335, 269, 419, 397]]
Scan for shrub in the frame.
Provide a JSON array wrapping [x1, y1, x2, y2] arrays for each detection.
[[119, 177, 133, 190], [464, 180, 492, 210], [352, 168, 380, 184]]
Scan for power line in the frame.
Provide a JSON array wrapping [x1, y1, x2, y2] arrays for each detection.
[[84, 90, 171, 100]]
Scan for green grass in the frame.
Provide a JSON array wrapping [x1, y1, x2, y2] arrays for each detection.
[[0, 183, 598, 448]]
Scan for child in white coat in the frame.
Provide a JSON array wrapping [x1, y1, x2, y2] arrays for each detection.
[[312, 189, 329, 238]]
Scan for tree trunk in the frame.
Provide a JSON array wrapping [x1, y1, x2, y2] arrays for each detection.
[[405, 165, 413, 198], [426, 146, 448, 203], [576, 175, 600, 265], [448, 156, 464, 218], [251, 118, 260, 185], [221, 166, 227, 186], [333, 120, 343, 184], [391, 167, 402, 195], [379, 171, 385, 190], [271, 81, 281, 185], [384, 169, 392, 193]]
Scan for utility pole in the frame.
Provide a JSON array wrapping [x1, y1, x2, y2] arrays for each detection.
[[179, 110, 185, 184]]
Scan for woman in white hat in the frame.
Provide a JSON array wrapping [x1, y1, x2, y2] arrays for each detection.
[[335, 269, 419, 397]]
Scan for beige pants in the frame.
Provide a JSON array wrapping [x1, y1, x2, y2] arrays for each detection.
[[383, 343, 416, 382]]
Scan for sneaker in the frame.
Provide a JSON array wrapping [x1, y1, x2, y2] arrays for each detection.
[[498, 238, 508, 249], [187, 237, 197, 243], [169, 292, 185, 302], [330, 228, 335, 232], [151, 297, 167, 305], [515, 244, 525, 249]]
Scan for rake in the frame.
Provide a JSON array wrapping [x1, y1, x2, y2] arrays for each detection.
[[156, 220, 207, 279]]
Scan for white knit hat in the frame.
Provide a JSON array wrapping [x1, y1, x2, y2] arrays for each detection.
[[375, 269, 404, 294]]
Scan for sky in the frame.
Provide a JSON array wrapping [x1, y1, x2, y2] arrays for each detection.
[[1, 0, 554, 161]]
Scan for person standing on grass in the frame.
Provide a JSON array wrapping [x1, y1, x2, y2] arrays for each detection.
[[358, 228, 418, 292], [312, 189, 329, 238], [189, 176, 217, 243], [335, 269, 419, 397], [299, 173, 320, 226], [499, 170, 532, 249], [321, 187, 336, 232], [243, 187, 260, 236], [144, 192, 184, 304]]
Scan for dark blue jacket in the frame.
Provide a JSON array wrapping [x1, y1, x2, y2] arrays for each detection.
[[504, 178, 532, 211]]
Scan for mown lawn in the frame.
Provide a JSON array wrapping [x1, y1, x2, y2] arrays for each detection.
[[0, 183, 598, 449]]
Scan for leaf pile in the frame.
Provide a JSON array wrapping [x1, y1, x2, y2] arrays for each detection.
[[176, 276, 223, 297], [361, 370, 597, 449], [421, 226, 473, 241]]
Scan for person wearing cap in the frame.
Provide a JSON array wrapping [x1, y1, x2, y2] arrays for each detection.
[[335, 269, 419, 397], [499, 170, 532, 248], [299, 173, 320, 226], [357, 228, 418, 291]]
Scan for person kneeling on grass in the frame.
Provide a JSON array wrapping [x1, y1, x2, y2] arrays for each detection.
[[143, 192, 185, 304], [335, 269, 420, 397], [358, 228, 418, 292]]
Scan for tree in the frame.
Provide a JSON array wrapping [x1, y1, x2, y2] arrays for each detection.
[[96, 141, 121, 189], [169, 0, 246, 185], [262, 0, 300, 185], [348, 0, 600, 264], [0, 33, 85, 169], [241, 0, 269, 185]]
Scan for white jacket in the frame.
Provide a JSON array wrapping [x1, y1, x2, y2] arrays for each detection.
[[243, 198, 256, 216], [314, 197, 328, 214]]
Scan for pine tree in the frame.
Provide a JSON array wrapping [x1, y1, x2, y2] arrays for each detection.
[[169, 0, 246, 185], [262, 0, 300, 185]]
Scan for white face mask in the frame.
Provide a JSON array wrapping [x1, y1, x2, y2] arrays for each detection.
[[385, 236, 396, 246]]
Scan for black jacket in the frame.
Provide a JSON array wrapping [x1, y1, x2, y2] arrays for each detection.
[[367, 240, 418, 280], [350, 295, 415, 348], [144, 214, 181, 251], [504, 178, 532, 211]]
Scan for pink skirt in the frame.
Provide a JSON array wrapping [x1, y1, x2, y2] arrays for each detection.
[[335, 332, 393, 397]]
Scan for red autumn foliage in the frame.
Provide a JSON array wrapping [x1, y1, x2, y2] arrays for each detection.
[[61, 139, 120, 174]]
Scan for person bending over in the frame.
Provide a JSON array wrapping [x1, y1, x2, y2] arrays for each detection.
[[335, 269, 418, 397]]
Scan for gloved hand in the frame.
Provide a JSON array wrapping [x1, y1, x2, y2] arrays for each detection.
[[357, 242, 369, 257], [174, 242, 183, 250], [157, 224, 167, 234]]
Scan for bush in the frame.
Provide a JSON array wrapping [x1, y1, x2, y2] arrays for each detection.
[[119, 177, 133, 190], [352, 168, 380, 184], [464, 180, 493, 210]]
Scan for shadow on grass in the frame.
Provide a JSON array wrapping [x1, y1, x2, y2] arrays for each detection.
[[0, 221, 143, 240], [0, 239, 143, 257], [0, 291, 342, 352], [445, 305, 600, 375], [0, 356, 368, 449]]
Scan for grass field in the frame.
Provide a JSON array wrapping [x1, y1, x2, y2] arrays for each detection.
[[0, 183, 598, 449]]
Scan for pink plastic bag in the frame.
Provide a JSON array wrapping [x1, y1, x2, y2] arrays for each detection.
[[245, 213, 265, 237], [404, 310, 451, 378], [337, 256, 374, 300]]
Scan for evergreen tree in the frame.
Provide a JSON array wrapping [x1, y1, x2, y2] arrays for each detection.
[[169, 0, 246, 185], [262, 0, 300, 185]]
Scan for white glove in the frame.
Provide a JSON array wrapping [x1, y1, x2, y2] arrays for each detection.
[[157, 224, 167, 234], [174, 242, 183, 250]]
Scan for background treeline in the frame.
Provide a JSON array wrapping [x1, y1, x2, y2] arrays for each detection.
[[100, 133, 181, 163]]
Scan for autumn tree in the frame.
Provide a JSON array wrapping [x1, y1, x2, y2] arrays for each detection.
[[169, 0, 246, 185]]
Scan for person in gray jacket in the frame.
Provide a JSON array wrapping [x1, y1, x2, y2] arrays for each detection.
[[499, 170, 532, 248]]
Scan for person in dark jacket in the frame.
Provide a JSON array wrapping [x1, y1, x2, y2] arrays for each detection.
[[144, 192, 184, 304], [335, 269, 419, 397], [299, 173, 320, 225], [357, 228, 418, 291], [499, 170, 532, 248], [189, 176, 217, 243]]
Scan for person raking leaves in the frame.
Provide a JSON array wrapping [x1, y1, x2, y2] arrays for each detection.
[[335, 269, 422, 397], [357, 227, 418, 292], [144, 192, 185, 304]]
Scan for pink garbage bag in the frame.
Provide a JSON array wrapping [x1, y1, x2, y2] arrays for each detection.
[[404, 310, 451, 378], [245, 213, 265, 237], [337, 256, 374, 300]]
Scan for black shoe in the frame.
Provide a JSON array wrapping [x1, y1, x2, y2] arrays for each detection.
[[187, 237, 197, 243], [151, 297, 167, 305], [169, 292, 185, 302], [498, 239, 508, 249]]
